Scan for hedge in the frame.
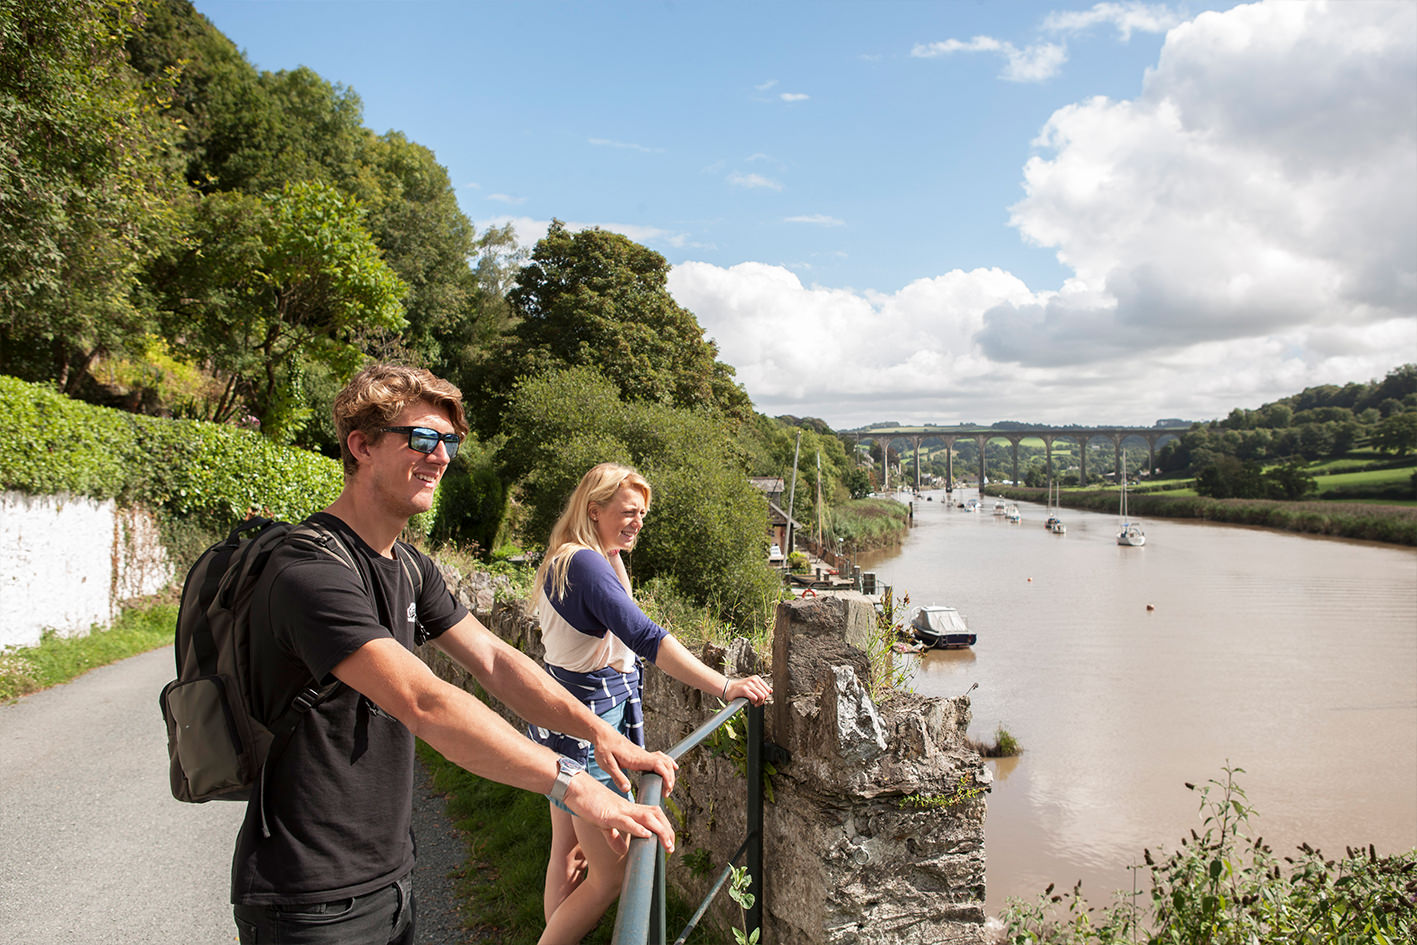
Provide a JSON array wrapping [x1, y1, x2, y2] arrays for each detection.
[[0, 375, 432, 534]]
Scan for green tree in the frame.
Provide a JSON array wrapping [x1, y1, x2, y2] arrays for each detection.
[[0, 0, 183, 391], [1264, 461, 1317, 501], [1372, 411, 1417, 456], [498, 366, 779, 625], [150, 181, 406, 441], [475, 221, 751, 434], [350, 132, 524, 393]]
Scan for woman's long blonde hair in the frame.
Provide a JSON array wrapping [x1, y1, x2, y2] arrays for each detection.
[[534, 462, 653, 609]]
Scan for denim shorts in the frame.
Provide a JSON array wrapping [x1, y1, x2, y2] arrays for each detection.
[[549, 698, 632, 814]]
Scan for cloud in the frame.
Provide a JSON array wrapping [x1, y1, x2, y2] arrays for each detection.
[[486, 193, 525, 205], [474, 215, 691, 253], [779, 92, 809, 102], [668, 260, 1060, 424], [728, 172, 783, 191], [911, 35, 1067, 82], [671, 1, 1417, 427], [1042, 2, 1183, 41], [992, 0, 1417, 371], [755, 79, 779, 92], [785, 214, 845, 227], [588, 137, 663, 153]]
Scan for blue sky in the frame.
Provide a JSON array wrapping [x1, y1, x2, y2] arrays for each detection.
[[193, 0, 1416, 428]]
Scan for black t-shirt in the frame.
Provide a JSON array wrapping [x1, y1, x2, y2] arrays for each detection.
[[231, 512, 468, 905]]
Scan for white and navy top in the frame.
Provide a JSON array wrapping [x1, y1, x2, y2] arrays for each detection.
[[528, 549, 668, 762]]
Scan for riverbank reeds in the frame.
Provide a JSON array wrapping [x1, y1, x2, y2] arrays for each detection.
[[968, 725, 1021, 758], [828, 497, 912, 553], [991, 486, 1417, 545]]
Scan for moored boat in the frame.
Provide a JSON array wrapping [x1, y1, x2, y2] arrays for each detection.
[[1044, 480, 1066, 534], [908, 605, 977, 649], [1117, 461, 1146, 547]]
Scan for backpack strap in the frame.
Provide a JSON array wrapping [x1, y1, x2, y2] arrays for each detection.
[[391, 540, 429, 644], [184, 516, 275, 678]]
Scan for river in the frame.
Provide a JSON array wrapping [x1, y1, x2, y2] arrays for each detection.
[[853, 488, 1417, 918]]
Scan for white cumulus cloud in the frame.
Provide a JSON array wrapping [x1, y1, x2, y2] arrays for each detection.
[[912, 35, 1068, 83], [990, 0, 1417, 369], [672, 0, 1416, 427], [729, 172, 784, 191], [1043, 2, 1183, 41], [785, 214, 845, 227]]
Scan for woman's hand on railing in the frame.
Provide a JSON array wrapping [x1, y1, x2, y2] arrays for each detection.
[[593, 730, 678, 795], [725, 674, 772, 706], [565, 773, 675, 856]]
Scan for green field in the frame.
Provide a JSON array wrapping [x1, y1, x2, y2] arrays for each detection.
[[1313, 465, 1415, 492]]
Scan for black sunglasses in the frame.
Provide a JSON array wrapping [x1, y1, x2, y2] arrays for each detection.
[[381, 426, 461, 461]]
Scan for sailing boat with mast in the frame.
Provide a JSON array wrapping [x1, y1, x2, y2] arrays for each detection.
[[1116, 457, 1146, 547], [1044, 479, 1066, 534]]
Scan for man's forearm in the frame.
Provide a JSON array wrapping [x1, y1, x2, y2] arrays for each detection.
[[433, 618, 610, 741], [484, 641, 610, 739]]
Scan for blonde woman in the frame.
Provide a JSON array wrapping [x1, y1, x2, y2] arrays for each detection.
[[528, 462, 772, 945]]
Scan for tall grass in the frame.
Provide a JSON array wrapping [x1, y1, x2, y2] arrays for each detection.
[[829, 497, 912, 552], [1005, 765, 1417, 943]]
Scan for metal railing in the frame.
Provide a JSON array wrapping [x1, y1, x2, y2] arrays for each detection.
[[612, 697, 765, 945]]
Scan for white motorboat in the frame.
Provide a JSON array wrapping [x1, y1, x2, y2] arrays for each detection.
[[908, 605, 977, 650]]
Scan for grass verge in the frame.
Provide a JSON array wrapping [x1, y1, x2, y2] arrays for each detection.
[[0, 596, 177, 703], [416, 741, 724, 944]]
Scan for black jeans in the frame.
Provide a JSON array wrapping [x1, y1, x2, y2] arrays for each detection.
[[234, 876, 415, 945]]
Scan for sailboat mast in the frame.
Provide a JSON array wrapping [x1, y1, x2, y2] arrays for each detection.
[[815, 450, 823, 546]]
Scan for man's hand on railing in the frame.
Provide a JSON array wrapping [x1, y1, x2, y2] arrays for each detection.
[[564, 773, 676, 857], [725, 674, 772, 706], [593, 729, 678, 795]]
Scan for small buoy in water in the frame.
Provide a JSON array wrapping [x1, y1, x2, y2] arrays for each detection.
[[1027, 577, 1032, 582], [1146, 603, 1156, 611]]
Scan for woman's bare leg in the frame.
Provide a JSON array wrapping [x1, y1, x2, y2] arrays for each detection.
[[537, 812, 628, 945], [543, 804, 586, 921]]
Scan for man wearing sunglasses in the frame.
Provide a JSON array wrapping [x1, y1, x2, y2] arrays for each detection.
[[231, 363, 677, 945]]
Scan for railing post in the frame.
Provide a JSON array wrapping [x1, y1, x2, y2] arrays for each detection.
[[612, 698, 754, 945], [652, 843, 666, 944], [747, 702, 764, 938]]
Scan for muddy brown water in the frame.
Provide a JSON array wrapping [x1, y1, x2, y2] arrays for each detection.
[[854, 489, 1417, 917]]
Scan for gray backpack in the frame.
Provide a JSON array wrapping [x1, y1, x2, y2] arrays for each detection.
[[159, 516, 422, 807]]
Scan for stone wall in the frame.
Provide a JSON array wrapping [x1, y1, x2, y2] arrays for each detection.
[[423, 571, 991, 945], [0, 491, 172, 648]]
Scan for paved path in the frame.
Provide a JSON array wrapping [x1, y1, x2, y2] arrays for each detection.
[[0, 647, 477, 944]]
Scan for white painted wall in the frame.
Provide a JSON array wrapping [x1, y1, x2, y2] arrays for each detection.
[[0, 491, 173, 649]]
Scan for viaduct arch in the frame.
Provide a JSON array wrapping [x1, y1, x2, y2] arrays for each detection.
[[850, 425, 1183, 492]]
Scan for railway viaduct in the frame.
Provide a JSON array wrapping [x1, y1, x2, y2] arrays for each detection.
[[850, 424, 1184, 491]]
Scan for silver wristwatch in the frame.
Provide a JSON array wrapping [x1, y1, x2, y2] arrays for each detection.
[[549, 756, 585, 803]]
